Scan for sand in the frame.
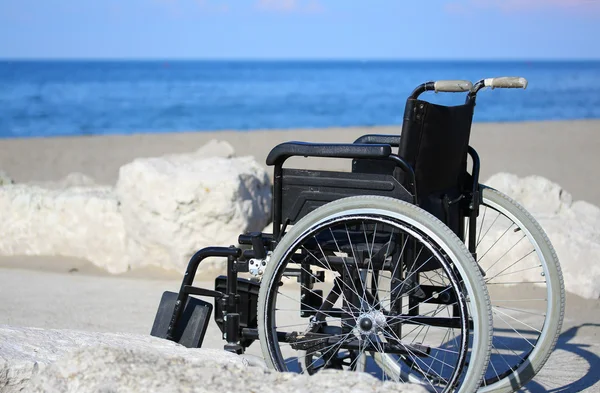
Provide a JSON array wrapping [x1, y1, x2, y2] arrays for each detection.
[[1, 120, 599, 391], [0, 264, 598, 392], [0, 120, 599, 205]]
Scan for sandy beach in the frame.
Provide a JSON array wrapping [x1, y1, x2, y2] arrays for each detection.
[[1, 120, 599, 392], [2, 0, 599, 389], [1, 120, 599, 206]]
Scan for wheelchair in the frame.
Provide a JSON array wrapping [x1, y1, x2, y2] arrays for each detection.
[[150, 77, 565, 393]]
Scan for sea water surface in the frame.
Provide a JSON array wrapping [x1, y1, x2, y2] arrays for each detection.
[[0, 60, 599, 138]]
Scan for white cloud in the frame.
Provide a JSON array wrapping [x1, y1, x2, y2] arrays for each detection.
[[255, 0, 324, 13]]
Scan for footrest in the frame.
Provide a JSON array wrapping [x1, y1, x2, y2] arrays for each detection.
[[150, 291, 213, 348]]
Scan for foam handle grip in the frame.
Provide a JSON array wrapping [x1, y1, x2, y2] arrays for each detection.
[[484, 77, 528, 89], [433, 80, 473, 92]]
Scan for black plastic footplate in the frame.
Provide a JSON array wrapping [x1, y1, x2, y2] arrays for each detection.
[[150, 291, 213, 348]]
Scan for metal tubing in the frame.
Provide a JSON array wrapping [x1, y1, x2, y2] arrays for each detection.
[[387, 154, 418, 204], [467, 146, 481, 256], [166, 246, 241, 341], [226, 313, 240, 345], [273, 164, 283, 240], [467, 80, 486, 103], [226, 253, 238, 305], [409, 82, 435, 99], [468, 146, 481, 189], [223, 252, 243, 353]]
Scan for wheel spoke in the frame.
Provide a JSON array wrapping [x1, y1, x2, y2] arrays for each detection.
[[260, 204, 483, 393], [471, 188, 563, 389]]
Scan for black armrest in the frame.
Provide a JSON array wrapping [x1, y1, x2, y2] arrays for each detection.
[[266, 141, 392, 166], [353, 134, 401, 147]]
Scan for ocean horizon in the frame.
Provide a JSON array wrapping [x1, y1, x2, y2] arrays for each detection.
[[1, 59, 599, 138]]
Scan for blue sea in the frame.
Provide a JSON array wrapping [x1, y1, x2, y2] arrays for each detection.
[[1, 60, 599, 138]]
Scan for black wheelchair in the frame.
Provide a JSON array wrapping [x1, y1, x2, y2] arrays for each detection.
[[151, 77, 565, 393]]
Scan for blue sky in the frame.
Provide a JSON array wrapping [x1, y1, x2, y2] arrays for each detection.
[[0, 0, 599, 60]]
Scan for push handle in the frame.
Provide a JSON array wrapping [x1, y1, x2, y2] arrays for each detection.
[[410, 80, 473, 98], [483, 77, 528, 89], [434, 80, 473, 93]]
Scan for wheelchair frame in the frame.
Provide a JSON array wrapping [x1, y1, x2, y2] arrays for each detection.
[[150, 76, 562, 393]]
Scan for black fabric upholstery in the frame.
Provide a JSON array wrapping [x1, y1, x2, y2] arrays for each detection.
[[397, 98, 475, 235], [398, 99, 474, 196], [266, 141, 392, 166]]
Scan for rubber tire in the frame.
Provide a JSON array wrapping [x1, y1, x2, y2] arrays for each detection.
[[257, 196, 493, 393], [477, 186, 565, 393]]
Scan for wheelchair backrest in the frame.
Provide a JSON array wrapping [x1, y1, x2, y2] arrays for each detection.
[[398, 98, 474, 197], [397, 98, 475, 235]]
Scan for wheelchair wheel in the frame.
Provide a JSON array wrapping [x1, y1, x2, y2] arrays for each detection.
[[468, 186, 565, 393], [257, 196, 492, 393]]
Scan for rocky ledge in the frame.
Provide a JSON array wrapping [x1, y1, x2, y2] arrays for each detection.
[[0, 325, 426, 393]]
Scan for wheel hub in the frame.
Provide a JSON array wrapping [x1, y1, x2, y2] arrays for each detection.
[[359, 317, 373, 331], [355, 310, 387, 336]]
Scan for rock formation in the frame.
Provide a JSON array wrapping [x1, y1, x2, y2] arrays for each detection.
[[485, 173, 600, 299], [115, 154, 271, 272], [0, 325, 426, 393], [0, 140, 271, 274]]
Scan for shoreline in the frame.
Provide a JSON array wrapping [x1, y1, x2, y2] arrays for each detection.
[[2, 117, 599, 139], [2, 117, 598, 139]]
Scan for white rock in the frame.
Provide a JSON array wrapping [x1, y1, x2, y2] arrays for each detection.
[[116, 154, 271, 272], [1, 325, 427, 393], [484, 173, 573, 218], [484, 173, 600, 299], [6, 330, 427, 393], [0, 140, 270, 274], [0, 183, 128, 273], [0, 325, 248, 393], [28, 349, 429, 393], [194, 139, 236, 158]]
